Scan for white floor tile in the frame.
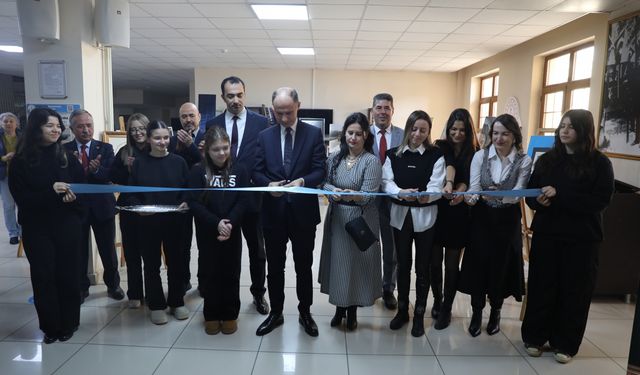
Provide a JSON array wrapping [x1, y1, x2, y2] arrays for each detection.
[[348, 354, 443, 375], [259, 315, 346, 354], [526, 356, 626, 375], [252, 352, 348, 375], [0, 304, 38, 340], [584, 319, 634, 357], [0, 259, 30, 278], [55, 344, 168, 375], [0, 341, 82, 375], [173, 313, 263, 351], [155, 348, 256, 375], [0, 277, 29, 295], [438, 356, 537, 375], [589, 300, 636, 320], [0, 280, 34, 304], [345, 316, 434, 355], [426, 317, 520, 356]]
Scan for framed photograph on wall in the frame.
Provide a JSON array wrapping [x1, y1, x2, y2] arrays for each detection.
[[598, 10, 640, 160], [102, 131, 127, 154]]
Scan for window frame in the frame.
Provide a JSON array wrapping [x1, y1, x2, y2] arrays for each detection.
[[538, 42, 594, 135]]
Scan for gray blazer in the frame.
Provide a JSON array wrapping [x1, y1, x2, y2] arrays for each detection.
[[372, 124, 404, 159]]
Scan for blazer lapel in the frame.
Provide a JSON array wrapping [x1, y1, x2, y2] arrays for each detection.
[[90, 141, 100, 159]]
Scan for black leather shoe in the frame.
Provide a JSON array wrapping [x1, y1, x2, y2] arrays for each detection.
[[253, 295, 270, 315], [434, 309, 452, 330], [184, 282, 193, 293], [468, 309, 482, 337], [256, 313, 284, 336], [43, 334, 57, 344], [486, 308, 501, 335], [58, 331, 74, 342], [80, 290, 89, 304], [389, 310, 409, 330], [383, 291, 398, 310], [431, 298, 442, 319], [331, 307, 346, 327], [107, 286, 125, 301], [9, 236, 19, 245], [299, 312, 319, 337], [346, 306, 357, 331]]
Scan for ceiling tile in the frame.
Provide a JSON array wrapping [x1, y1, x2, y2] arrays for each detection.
[[260, 20, 310, 30], [550, 0, 629, 12], [192, 3, 255, 18], [134, 28, 185, 38], [353, 40, 396, 48], [359, 20, 411, 32], [311, 19, 359, 31], [315, 47, 352, 54], [233, 39, 274, 47], [387, 49, 423, 57], [469, 9, 539, 24], [453, 22, 512, 35], [417, 55, 456, 63], [313, 30, 358, 40], [487, 0, 564, 10], [177, 28, 225, 39], [351, 48, 390, 56], [137, 4, 201, 18], [130, 17, 167, 29], [271, 39, 314, 48], [427, 0, 493, 8], [485, 34, 530, 45], [394, 41, 437, 49], [267, 29, 312, 39], [221, 29, 268, 39], [502, 24, 552, 37], [431, 42, 476, 51], [441, 33, 491, 44], [363, 6, 423, 20], [129, 5, 151, 18], [192, 38, 234, 47], [209, 18, 262, 29], [407, 21, 461, 33], [314, 39, 354, 47], [308, 4, 365, 19], [0, 3, 17, 17], [356, 31, 402, 41], [159, 18, 214, 29], [369, 0, 429, 5], [416, 7, 480, 22], [399, 32, 447, 42], [522, 11, 584, 26]]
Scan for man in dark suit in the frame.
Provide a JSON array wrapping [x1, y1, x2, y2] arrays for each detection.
[[205, 76, 270, 315], [253, 87, 326, 337], [66, 109, 124, 303], [370, 93, 403, 311], [169, 102, 206, 293]]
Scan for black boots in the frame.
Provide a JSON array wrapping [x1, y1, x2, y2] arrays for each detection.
[[346, 306, 358, 331], [411, 305, 426, 337], [434, 305, 452, 330], [331, 306, 346, 327], [390, 300, 410, 330], [468, 308, 482, 337], [486, 308, 501, 335]]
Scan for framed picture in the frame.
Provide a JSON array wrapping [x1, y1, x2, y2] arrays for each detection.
[[102, 131, 127, 154], [598, 10, 640, 160]]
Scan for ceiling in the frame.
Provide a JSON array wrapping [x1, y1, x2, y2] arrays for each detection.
[[0, 0, 636, 95]]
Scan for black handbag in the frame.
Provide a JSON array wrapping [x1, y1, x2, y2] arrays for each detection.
[[345, 213, 378, 252]]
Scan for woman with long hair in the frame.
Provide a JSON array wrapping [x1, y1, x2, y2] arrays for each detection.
[[9, 108, 85, 343], [109, 113, 150, 308], [459, 113, 532, 337], [128, 120, 190, 325], [188, 126, 249, 335], [521, 109, 614, 363], [319, 112, 382, 331], [0, 112, 21, 244], [430, 108, 479, 330], [382, 110, 446, 337]]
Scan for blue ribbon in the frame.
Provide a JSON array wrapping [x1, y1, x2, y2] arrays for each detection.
[[69, 183, 542, 198]]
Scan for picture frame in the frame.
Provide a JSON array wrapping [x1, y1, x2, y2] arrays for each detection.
[[102, 131, 127, 154], [598, 10, 640, 160], [38, 60, 67, 99]]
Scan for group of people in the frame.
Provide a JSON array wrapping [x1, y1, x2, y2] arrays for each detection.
[[3, 76, 614, 365]]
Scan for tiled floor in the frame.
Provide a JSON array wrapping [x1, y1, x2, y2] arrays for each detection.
[[0, 204, 634, 374]]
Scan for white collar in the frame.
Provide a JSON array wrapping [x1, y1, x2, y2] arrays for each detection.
[[401, 144, 426, 155], [488, 144, 516, 162], [225, 107, 246, 122]]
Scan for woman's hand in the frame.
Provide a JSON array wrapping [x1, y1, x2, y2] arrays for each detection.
[[2, 152, 15, 162], [450, 193, 465, 206], [541, 186, 556, 199], [218, 219, 232, 238], [398, 188, 418, 201], [126, 156, 135, 167], [62, 190, 76, 203], [443, 180, 453, 195], [53, 182, 71, 194], [417, 193, 430, 204], [331, 188, 343, 201]]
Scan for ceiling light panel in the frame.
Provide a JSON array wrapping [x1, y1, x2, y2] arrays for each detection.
[[277, 47, 314, 55], [252, 5, 308, 20]]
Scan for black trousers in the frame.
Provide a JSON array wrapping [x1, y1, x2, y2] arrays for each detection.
[[181, 213, 193, 287], [79, 214, 120, 291], [23, 219, 82, 336], [119, 211, 143, 300], [376, 196, 397, 293], [202, 227, 242, 321], [521, 235, 599, 356], [241, 211, 267, 298], [392, 212, 435, 310], [139, 213, 186, 310], [430, 245, 462, 308], [264, 212, 316, 314]]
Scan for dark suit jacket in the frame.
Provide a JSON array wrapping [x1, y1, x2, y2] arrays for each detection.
[[168, 126, 205, 168], [206, 110, 269, 212], [64, 139, 116, 221], [253, 121, 326, 228]]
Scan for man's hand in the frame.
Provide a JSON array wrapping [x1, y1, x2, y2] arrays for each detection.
[[88, 154, 102, 173], [176, 129, 193, 149], [284, 178, 304, 188], [268, 180, 287, 197]]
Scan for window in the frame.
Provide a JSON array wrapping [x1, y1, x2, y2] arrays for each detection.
[[539, 43, 594, 135], [478, 72, 499, 129]]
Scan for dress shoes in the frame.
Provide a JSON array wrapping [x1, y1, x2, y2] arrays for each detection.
[[80, 290, 90, 305], [434, 309, 452, 330], [253, 295, 270, 315], [331, 307, 346, 327], [346, 306, 358, 331], [486, 308, 501, 335], [58, 331, 74, 342], [256, 313, 284, 336], [298, 312, 319, 337], [389, 310, 410, 330], [382, 291, 398, 310], [431, 298, 442, 319], [43, 334, 57, 344], [107, 286, 125, 301], [468, 309, 482, 337]]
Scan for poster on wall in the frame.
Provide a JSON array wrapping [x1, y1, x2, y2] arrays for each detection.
[[598, 10, 640, 160], [26, 103, 81, 141]]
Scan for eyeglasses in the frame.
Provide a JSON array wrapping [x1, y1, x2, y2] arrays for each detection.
[[130, 127, 146, 134]]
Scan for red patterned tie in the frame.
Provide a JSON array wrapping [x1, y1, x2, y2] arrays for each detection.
[[81, 144, 89, 173], [379, 129, 387, 164]]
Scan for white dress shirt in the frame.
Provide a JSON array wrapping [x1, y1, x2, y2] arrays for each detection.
[[75, 139, 92, 156], [372, 124, 393, 154], [280, 122, 297, 161], [382, 144, 446, 232], [225, 108, 246, 157], [467, 145, 533, 204]]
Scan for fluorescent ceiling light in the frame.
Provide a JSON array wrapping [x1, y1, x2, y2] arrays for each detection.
[[0, 45, 23, 53], [278, 47, 314, 55], [251, 5, 308, 20]]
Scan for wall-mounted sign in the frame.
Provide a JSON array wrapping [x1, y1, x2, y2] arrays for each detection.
[[38, 60, 67, 99]]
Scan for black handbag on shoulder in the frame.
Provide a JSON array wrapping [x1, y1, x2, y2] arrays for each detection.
[[345, 214, 378, 252]]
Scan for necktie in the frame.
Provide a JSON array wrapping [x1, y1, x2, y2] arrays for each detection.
[[283, 127, 293, 176], [231, 115, 239, 157], [80, 144, 89, 173], [379, 129, 387, 164]]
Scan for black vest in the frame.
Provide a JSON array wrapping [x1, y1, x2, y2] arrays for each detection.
[[388, 146, 442, 207]]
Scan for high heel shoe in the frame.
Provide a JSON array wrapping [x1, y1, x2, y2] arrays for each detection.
[[346, 306, 358, 331], [468, 308, 482, 337], [331, 306, 346, 327]]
